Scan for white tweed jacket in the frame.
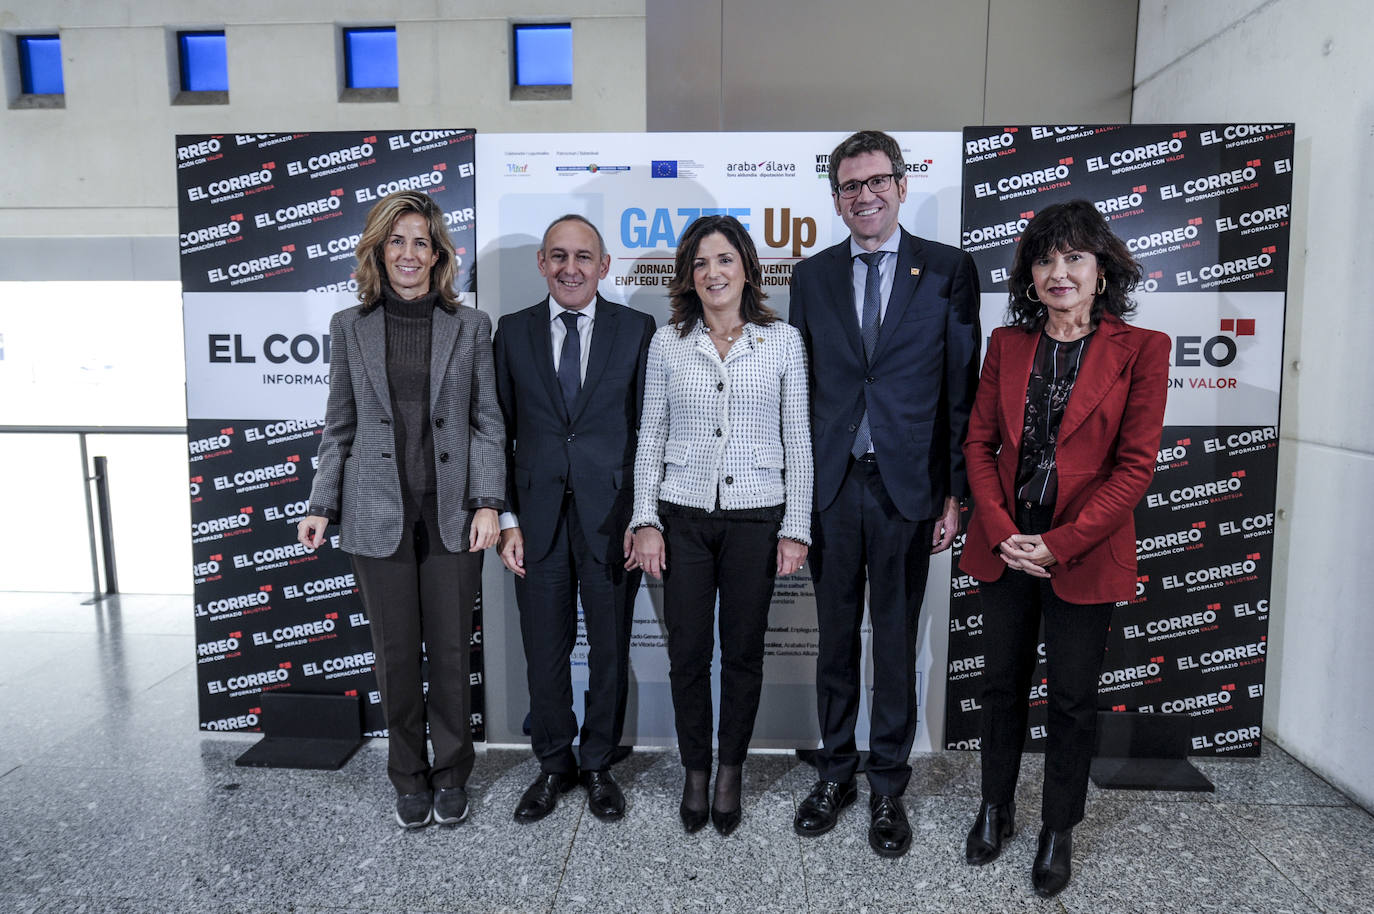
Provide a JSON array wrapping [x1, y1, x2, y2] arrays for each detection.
[[631, 319, 812, 544]]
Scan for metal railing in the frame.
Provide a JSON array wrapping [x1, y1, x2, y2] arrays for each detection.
[[0, 425, 187, 603]]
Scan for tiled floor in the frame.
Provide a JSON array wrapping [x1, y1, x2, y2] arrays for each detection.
[[0, 592, 1369, 913]]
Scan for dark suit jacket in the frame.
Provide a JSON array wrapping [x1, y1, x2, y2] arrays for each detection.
[[960, 315, 1170, 604], [493, 295, 656, 564], [789, 227, 981, 520], [308, 302, 505, 558]]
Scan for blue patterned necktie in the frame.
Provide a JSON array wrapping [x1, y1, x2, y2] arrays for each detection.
[[557, 310, 582, 413], [852, 251, 883, 458]]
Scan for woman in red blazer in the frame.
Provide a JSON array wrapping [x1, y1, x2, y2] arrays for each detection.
[[959, 200, 1169, 898]]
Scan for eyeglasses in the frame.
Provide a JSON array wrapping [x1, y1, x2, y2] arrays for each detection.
[[835, 173, 901, 198]]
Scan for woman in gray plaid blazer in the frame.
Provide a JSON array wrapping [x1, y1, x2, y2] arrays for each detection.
[[628, 215, 812, 837], [299, 191, 504, 829]]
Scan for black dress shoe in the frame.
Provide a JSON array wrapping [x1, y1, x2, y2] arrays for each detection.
[[581, 769, 626, 821], [868, 794, 912, 858], [794, 779, 858, 836], [514, 771, 578, 823], [964, 800, 1015, 865], [1031, 825, 1073, 898], [710, 804, 741, 836]]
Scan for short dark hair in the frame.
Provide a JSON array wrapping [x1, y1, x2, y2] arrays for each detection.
[[667, 215, 776, 337], [828, 130, 906, 194], [540, 213, 607, 259], [1007, 199, 1142, 329]]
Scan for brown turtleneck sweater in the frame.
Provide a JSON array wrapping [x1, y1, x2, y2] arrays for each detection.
[[381, 283, 438, 527]]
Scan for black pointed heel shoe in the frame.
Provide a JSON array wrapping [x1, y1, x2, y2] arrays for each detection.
[[679, 768, 710, 834]]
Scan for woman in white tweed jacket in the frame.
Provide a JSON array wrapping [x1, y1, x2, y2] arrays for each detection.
[[298, 192, 503, 830], [628, 215, 812, 837]]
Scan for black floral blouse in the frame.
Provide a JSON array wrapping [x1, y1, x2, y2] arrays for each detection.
[[1015, 331, 1094, 506]]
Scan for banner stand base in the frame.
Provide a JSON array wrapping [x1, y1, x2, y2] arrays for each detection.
[[1088, 710, 1215, 793], [1090, 756, 1214, 791], [236, 692, 364, 771]]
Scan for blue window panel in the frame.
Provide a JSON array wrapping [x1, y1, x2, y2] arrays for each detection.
[[345, 27, 398, 89], [179, 32, 228, 92], [19, 35, 64, 95], [514, 24, 571, 86]]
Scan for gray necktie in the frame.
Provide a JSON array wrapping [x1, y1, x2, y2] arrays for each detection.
[[859, 251, 883, 362], [852, 251, 883, 458], [557, 311, 582, 413]]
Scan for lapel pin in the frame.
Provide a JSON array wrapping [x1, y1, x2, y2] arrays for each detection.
[[756, 336, 764, 343], [910, 268, 921, 276]]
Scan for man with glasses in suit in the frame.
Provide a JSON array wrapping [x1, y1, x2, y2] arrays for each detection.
[[789, 131, 981, 858]]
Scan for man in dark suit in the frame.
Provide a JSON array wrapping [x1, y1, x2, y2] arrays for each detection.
[[788, 131, 981, 857], [493, 214, 655, 823]]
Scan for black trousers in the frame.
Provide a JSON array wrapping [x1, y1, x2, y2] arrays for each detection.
[[514, 498, 639, 774], [977, 502, 1113, 831], [660, 504, 780, 770], [351, 518, 480, 795], [810, 457, 935, 796]]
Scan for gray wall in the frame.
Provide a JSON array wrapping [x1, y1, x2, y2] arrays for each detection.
[[1134, 0, 1374, 811], [647, 0, 1139, 131], [0, 0, 1142, 280], [0, 1, 647, 280]]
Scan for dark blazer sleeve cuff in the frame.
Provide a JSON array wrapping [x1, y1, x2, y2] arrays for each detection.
[[308, 504, 339, 522], [466, 496, 505, 511]]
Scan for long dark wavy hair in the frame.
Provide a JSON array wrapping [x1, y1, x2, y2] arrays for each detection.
[[667, 215, 777, 337], [1006, 199, 1141, 330]]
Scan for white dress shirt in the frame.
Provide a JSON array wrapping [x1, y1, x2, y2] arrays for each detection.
[[550, 295, 596, 382], [849, 230, 901, 326]]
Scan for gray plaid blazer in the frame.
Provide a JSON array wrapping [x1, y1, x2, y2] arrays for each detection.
[[307, 302, 505, 557]]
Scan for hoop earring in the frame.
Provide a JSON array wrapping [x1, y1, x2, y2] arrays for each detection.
[[1096, 275, 1107, 294], [1026, 284, 1041, 303]]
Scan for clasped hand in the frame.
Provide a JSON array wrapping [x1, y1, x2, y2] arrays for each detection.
[[997, 533, 1057, 579]]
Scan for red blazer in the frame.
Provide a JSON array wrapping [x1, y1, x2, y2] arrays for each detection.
[[960, 315, 1170, 604]]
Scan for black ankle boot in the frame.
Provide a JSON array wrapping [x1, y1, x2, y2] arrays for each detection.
[[964, 800, 1015, 865], [1031, 824, 1073, 898]]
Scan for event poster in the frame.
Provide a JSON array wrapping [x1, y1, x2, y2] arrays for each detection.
[[945, 124, 1294, 757], [475, 132, 964, 748], [177, 130, 482, 738]]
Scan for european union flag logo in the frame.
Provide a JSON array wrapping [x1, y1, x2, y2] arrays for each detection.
[[652, 160, 678, 178]]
